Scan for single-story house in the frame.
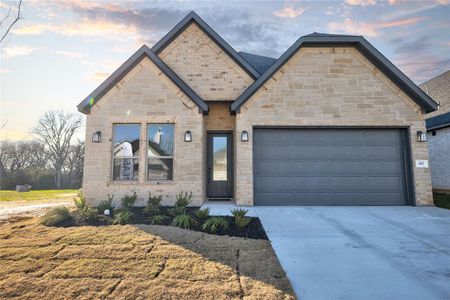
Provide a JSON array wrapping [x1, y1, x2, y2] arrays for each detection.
[[421, 71, 450, 192], [78, 11, 438, 207]]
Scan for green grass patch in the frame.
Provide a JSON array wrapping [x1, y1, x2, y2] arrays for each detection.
[[0, 190, 78, 202], [433, 192, 450, 209]]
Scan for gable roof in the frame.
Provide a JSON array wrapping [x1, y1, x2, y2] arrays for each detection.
[[239, 52, 277, 75], [151, 11, 261, 79], [426, 111, 450, 131], [77, 45, 208, 114], [231, 32, 439, 113]]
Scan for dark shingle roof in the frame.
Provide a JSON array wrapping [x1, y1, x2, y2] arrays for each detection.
[[238, 52, 277, 75], [426, 111, 450, 131]]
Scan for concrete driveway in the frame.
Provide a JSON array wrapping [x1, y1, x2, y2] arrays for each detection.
[[255, 207, 450, 300]]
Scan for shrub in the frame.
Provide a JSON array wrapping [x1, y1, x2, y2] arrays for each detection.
[[172, 214, 196, 229], [41, 206, 70, 226], [144, 192, 162, 216], [113, 193, 137, 225], [231, 208, 248, 218], [231, 208, 251, 229], [79, 207, 99, 224], [150, 214, 169, 225], [234, 216, 251, 229], [202, 217, 228, 233], [167, 206, 184, 217], [73, 193, 86, 211], [194, 207, 210, 220], [113, 210, 133, 225], [175, 191, 192, 208], [97, 194, 114, 214], [121, 192, 137, 211]]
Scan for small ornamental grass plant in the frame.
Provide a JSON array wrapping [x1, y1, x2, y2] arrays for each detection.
[[202, 217, 228, 233], [41, 206, 71, 226], [231, 208, 251, 229], [113, 193, 137, 225], [194, 207, 210, 221], [169, 191, 192, 216], [74, 193, 98, 224], [172, 214, 196, 229]]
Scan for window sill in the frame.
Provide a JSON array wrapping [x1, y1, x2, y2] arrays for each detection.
[[146, 180, 175, 185], [109, 180, 139, 185]]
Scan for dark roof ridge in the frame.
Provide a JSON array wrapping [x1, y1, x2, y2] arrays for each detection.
[[77, 45, 208, 114], [231, 34, 438, 113], [151, 11, 261, 79]]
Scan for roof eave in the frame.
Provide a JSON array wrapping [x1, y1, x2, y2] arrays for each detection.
[[77, 45, 208, 114], [151, 11, 261, 80], [231, 35, 439, 113]]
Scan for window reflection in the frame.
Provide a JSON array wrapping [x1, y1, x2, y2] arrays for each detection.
[[213, 136, 227, 181]]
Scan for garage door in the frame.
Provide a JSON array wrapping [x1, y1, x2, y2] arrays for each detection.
[[253, 128, 410, 206]]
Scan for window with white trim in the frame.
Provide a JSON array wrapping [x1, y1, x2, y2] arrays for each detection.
[[112, 124, 140, 181], [147, 124, 174, 180]]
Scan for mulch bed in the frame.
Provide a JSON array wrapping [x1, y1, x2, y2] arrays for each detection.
[[55, 207, 268, 240]]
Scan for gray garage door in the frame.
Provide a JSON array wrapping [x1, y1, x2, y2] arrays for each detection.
[[253, 128, 409, 206]]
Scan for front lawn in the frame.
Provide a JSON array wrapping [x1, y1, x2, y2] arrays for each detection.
[[0, 190, 78, 202], [0, 218, 295, 299], [433, 192, 450, 209]]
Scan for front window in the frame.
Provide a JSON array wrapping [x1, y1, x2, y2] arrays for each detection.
[[147, 124, 174, 180], [112, 124, 140, 180]]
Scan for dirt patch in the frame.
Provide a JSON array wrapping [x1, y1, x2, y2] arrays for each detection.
[[0, 218, 295, 299]]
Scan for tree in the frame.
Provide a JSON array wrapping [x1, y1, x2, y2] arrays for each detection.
[[32, 110, 82, 189], [0, 0, 23, 45]]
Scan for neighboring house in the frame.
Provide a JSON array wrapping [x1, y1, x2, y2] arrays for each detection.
[[78, 11, 438, 207], [420, 71, 450, 192]]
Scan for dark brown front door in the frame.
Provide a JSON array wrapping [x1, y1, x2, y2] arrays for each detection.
[[207, 132, 233, 199]]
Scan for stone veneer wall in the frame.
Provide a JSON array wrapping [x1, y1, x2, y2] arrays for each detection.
[[428, 127, 450, 191], [158, 23, 254, 101], [235, 47, 433, 206], [83, 57, 204, 207]]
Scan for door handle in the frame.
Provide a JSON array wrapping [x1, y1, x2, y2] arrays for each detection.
[[208, 168, 212, 183]]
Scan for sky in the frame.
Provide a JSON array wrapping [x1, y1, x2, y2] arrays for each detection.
[[1, 0, 449, 141]]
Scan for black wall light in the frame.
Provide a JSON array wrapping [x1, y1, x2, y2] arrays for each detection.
[[184, 131, 192, 142], [92, 131, 101, 143], [416, 131, 427, 142], [241, 130, 249, 142]]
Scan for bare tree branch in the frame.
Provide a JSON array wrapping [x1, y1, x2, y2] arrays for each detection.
[[0, 0, 23, 44], [32, 110, 83, 189]]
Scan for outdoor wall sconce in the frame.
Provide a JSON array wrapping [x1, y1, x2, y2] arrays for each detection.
[[241, 130, 249, 142], [184, 131, 192, 142], [92, 131, 101, 143], [417, 131, 427, 142]]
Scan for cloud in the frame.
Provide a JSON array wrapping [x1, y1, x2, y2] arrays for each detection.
[[389, 36, 450, 83], [273, 5, 309, 18], [86, 71, 110, 83], [2, 45, 42, 58], [50, 50, 85, 59], [13, 24, 52, 35], [344, 0, 377, 6], [328, 16, 427, 37]]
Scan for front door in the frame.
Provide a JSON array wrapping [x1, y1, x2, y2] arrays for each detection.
[[207, 132, 233, 199]]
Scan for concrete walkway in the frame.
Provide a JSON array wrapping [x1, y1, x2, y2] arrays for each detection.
[[202, 203, 450, 300]]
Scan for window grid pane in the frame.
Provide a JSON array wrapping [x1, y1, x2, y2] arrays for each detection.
[[147, 124, 175, 181], [112, 124, 140, 181]]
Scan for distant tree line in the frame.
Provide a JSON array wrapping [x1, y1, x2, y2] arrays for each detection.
[[0, 110, 84, 190]]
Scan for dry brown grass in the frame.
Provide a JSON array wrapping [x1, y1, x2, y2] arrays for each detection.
[[0, 218, 295, 299]]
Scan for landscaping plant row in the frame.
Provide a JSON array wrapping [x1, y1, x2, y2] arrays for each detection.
[[41, 192, 268, 240]]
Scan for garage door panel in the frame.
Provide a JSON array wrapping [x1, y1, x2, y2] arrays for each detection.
[[253, 128, 408, 206]]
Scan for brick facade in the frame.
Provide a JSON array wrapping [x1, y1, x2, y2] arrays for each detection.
[[83, 57, 204, 207], [158, 23, 254, 101], [82, 17, 434, 207], [235, 47, 433, 206]]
